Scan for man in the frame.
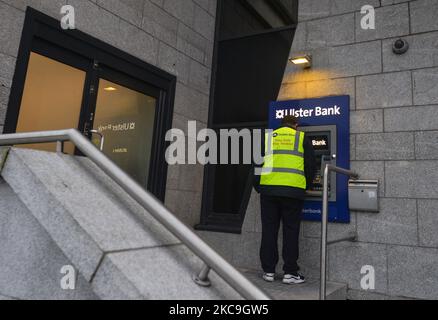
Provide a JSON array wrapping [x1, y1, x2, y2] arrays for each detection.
[[254, 115, 316, 284]]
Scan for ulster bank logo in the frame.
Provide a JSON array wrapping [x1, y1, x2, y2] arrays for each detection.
[[276, 110, 285, 119]]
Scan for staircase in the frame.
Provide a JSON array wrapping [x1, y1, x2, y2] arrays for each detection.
[[0, 147, 242, 300], [0, 146, 347, 300]]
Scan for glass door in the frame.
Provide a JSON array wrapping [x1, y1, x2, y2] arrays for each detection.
[[91, 77, 158, 187]]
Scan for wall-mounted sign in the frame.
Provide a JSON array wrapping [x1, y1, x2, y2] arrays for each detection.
[[269, 96, 351, 223]]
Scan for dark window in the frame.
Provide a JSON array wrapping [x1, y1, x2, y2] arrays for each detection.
[[197, 0, 298, 233]]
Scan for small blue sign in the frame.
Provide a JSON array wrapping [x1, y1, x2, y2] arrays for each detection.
[[269, 96, 351, 223]]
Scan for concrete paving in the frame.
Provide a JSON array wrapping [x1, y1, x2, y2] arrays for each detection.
[[241, 269, 347, 300]]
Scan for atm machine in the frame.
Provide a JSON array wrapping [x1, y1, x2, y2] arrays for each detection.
[[269, 96, 351, 223]]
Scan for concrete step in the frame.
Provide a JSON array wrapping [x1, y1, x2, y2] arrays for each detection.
[[241, 269, 347, 300], [0, 147, 243, 300]]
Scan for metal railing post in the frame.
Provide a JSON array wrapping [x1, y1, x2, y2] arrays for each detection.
[[320, 165, 330, 300], [319, 164, 359, 301], [193, 264, 212, 287]]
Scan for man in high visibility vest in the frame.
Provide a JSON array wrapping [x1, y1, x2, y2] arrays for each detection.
[[254, 115, 316, 284]]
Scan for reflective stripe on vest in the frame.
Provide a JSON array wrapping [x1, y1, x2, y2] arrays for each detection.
[[260, 127, 306, 190]]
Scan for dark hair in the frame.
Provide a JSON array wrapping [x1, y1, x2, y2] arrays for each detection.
[[282, 115, 299, 127]]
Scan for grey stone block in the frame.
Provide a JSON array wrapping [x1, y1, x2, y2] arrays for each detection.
[[350, 134, 356, 160], [347, 289, 389, 300], [196, 231, 238, 262], [142, 0, 179, 47], [350, 109, 383, 134], [357, 199, 418, 246], [385, 161, 438, 198], [158, 42, 191, 84], [92, 245, 242, 300], [290, 23, 306, 53], [165, 189, 202, 227], [177, 23, 207, 64], [278, 82, 307, 101], [193, 3, 215, 41], [383, 32, 438, 72], [193, 0, 209, 12], [0, 85, 9, 123], [0, 52, 16, 88], [177, 164, 204, 192], [350, 161, 385, 197], [330, 0, 380, 15], [355, 3, 409, 42], [329, 41, 381, 78], [410, 0, 438, 34], [2, 149, 104, 281], [356, 132, 415, 160], [243, 190, 260, 233], [298, 0, 330, 21], [3, 148, 183, 280], [0, 3, 25, 57], [305, 77, 356, 109], [302, 214, 357, 243], [356, 71, 412, 109], [117, 19, 159, 65], [384, 105, 438, 132], [208, 0, 216, 16], [381, 0, 409, 5], [163, 0, 195, 28], [388, 245, 438, 299], [2, 0, 66, 18], [68, 0, 121, 51], [307, 13, 355, 50], [97, 0, 143, 27], [232, 232, 262, 272], [0, 182, 97, 300], [298, 237, 321, 279], [75, 156, 180, 247], [188, 59, 211, 95], [418, 200, 438, 247], [413, 67, 438, 105], [174, 82, 209, 122], [328, 242, 388, 293], [150, 0, 164, 7], [415, 131, 438, 160]]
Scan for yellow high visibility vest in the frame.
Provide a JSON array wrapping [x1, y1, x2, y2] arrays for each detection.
[[260, 127, 306, 189]]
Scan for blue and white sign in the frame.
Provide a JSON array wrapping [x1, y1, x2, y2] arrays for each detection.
[[269, 95, 351, 223]]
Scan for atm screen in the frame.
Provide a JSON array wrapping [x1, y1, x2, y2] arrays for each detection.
[[310, 135, 330, 151], [305, 131, 332, 194]]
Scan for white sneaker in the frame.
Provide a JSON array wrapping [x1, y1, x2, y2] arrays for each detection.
[[262, 273, 275, 282], [283, 273, 306, 284]]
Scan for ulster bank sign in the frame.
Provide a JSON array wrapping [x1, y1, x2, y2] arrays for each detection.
[[275, 105, 342, 120]]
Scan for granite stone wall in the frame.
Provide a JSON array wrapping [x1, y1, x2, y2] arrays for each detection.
[[0, 0, 217, 227], [200, 0, 438, 300]]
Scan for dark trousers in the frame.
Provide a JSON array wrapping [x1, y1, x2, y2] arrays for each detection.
[[260, 195, 304, 274]]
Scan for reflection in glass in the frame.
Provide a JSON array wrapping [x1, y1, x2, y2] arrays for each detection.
[[93, 79, 156, 187], [16, 52, 86, 153]]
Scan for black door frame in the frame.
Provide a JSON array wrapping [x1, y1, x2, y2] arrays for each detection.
[[4, 7, 176, 201]]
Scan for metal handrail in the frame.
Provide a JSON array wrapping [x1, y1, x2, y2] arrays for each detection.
[[0, 129, 270, 300], [320, 164, 359, 300]]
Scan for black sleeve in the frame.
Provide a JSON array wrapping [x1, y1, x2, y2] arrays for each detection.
[[252, 131, 265, 193], [303, 136, 316, 190]]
